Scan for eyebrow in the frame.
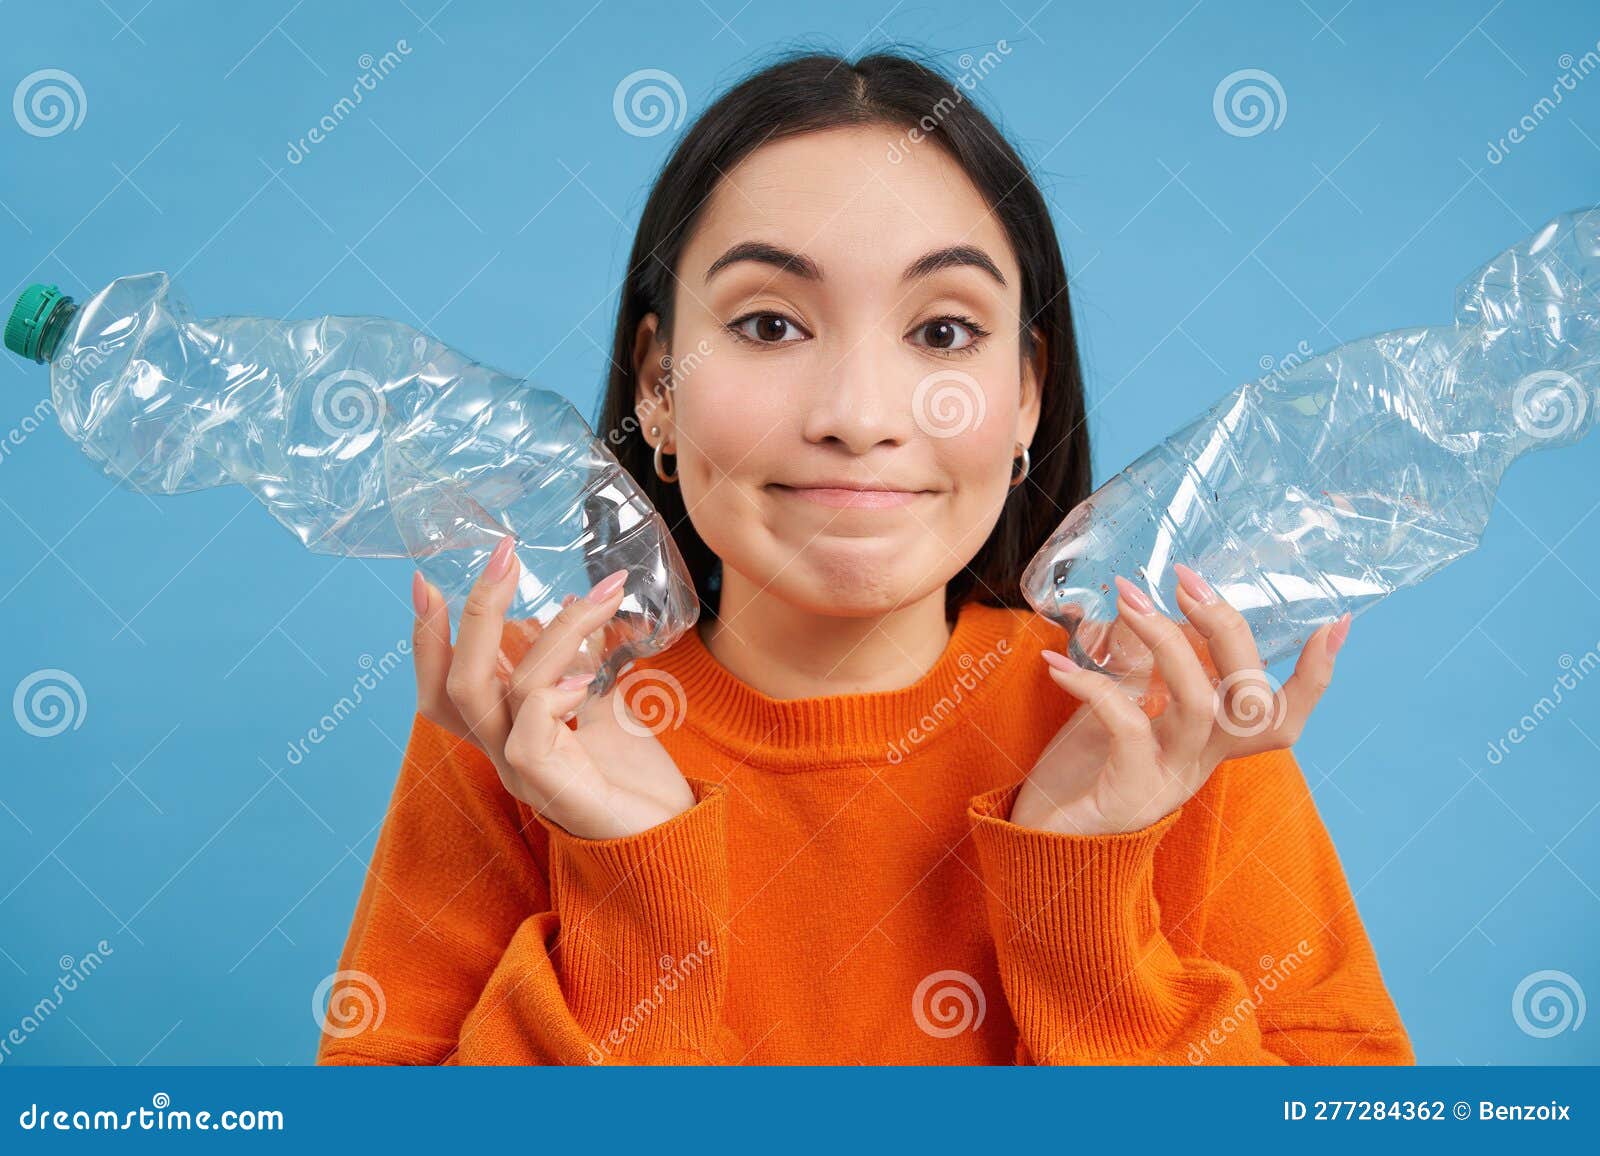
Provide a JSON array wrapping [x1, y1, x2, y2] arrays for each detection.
[[704, 241, 1007, 288]]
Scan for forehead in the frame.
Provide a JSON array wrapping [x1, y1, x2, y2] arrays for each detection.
[[687, 124, 1017, 278]]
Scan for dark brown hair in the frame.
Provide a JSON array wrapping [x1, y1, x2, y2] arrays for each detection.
[[595, 48, 1092, 624]]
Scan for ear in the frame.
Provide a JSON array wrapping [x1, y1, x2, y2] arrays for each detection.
[[632, 312, 672, 441], [1017, 324, 1045, 447]]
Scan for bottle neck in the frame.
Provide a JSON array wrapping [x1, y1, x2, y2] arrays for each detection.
[[38, 298, 77, 363]]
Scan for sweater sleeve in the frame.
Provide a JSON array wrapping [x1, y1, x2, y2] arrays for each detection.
[[315, 710, 740, 1066], [966, 745, 1414, 1066]]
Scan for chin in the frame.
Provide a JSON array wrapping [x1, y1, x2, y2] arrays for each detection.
[[779, 555, 937, 617]]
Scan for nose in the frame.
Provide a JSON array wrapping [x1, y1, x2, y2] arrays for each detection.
[[799, 330, 914, 454]]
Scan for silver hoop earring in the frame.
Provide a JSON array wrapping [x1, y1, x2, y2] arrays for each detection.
[[1009, 442, 1030, 488], [654, 436, 678, 484]]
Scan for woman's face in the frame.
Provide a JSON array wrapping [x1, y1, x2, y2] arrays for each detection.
[[635, 124, 1042, 620]]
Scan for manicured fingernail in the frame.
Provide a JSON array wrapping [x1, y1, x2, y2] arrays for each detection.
[[1174, 562, 1218, 605], [1326, 612, 1351, 658], [1040, 649, 1079, 672], [586, 568, 628, 604], [555, 673, 596, 691], [1114, 575, 1155, 615], [411, 570, 428, 615], [485, 536, 517, 582], [560, 593, 577, 609]]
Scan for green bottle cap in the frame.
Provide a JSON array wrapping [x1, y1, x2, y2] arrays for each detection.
[[5, 283, 70, 363]]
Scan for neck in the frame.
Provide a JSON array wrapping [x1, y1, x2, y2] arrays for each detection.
[[699, 570, 954, 700]]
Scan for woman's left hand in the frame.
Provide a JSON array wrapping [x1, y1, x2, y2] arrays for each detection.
[[1010, 563, 1351, 837]]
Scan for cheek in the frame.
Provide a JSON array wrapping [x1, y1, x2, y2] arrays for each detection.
[[935, 378, 1020, 489], [673, 368, 783, 471], [936, 430, 1013, 525]]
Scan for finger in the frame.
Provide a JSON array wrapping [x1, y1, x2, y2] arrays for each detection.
[[501, 683, 607, 813], [1040, 649, 1162, 770], [411, 571, 457, 726], [506, 568, 630, 710], [1172, 562, 1276, 737], [552, 671, 597, 726], [445, 535, 520, 746], [1229, 613, 1346, 756], [1108, 575, 1216, 758]]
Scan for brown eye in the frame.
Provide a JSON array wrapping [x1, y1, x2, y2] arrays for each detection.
[[731, 312, 806, 344], [910, 317, 982, 352]]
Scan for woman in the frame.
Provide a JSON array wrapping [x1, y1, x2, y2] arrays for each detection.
[[317, 50, 1412, 1066]]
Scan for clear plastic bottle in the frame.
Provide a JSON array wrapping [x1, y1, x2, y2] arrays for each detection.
[[3, 272, 699, 698], [1023, 206, 1599, 694]]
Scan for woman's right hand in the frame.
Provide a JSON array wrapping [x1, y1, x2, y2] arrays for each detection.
[[410, 536, 696, 840]]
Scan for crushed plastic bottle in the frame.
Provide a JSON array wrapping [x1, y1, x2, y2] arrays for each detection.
[[1022, 206, 1600, 697], [3, 272, 700, 699]]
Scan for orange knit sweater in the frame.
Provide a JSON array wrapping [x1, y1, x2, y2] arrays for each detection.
[[316, 601, 1413, 1065]]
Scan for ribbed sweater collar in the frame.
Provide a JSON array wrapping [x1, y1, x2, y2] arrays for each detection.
[[636, 600, 1031, 771]]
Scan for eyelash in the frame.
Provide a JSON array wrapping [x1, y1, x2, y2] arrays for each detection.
[[723, 311, 992, 357]]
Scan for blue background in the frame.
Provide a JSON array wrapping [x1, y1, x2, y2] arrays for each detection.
[[0, 0, 1596, 1066]]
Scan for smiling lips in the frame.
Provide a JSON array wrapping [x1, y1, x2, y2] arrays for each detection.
[[772, 484, 926, 509]]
